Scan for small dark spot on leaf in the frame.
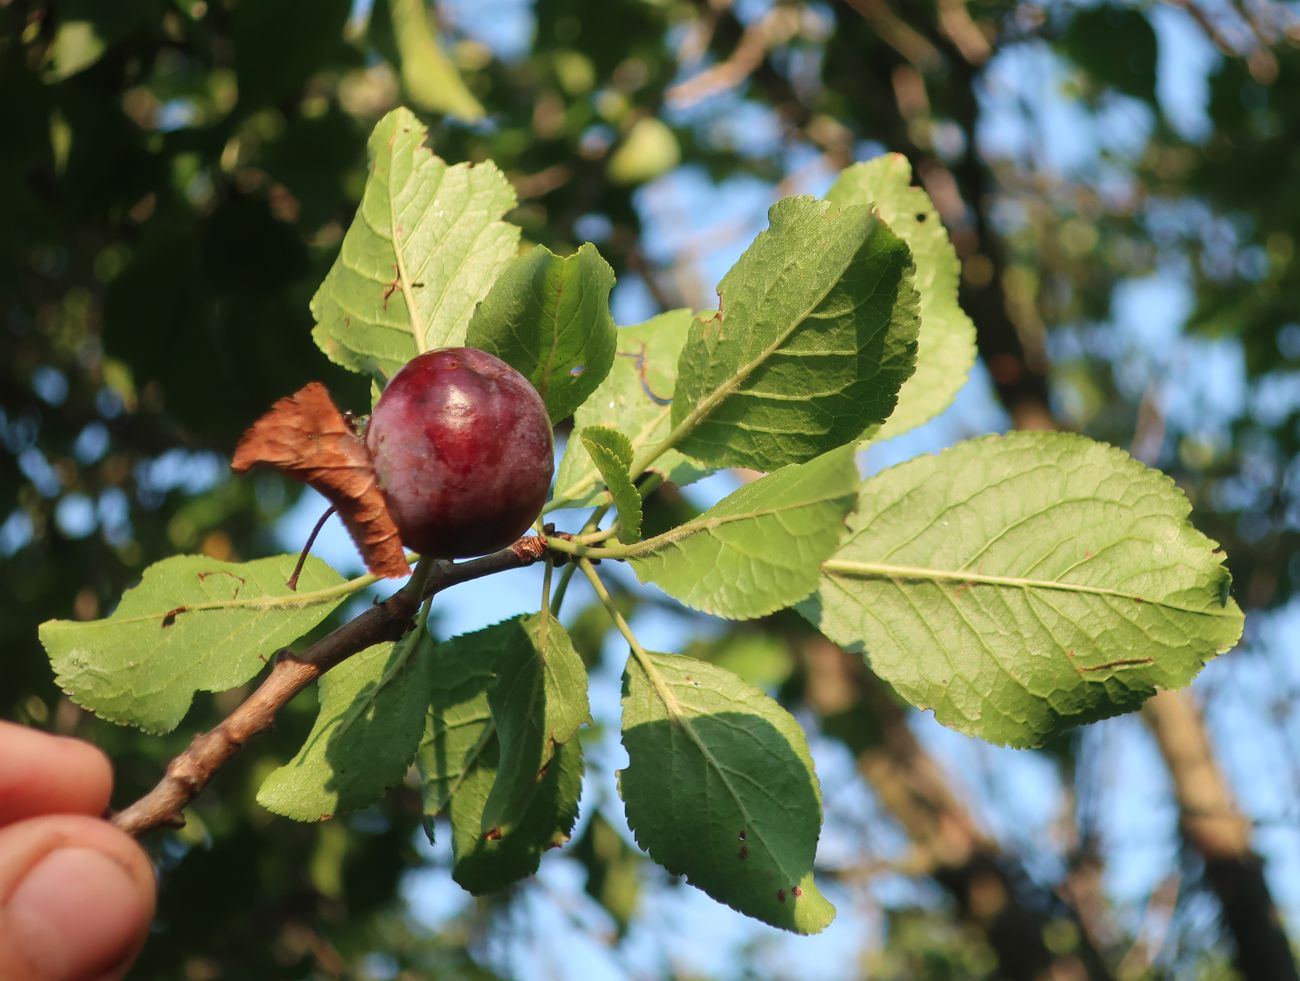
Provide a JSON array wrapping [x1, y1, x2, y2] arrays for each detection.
[[777, 889, 786, 903], [484, 828, 503, 841], [569, 364, 585, 377], [793, 886, 802, 898], [318, 813, 333, 822], [1067, 649, 1076, 658], [738, 830, 747, 840], [1084, 549, 1094, 559], [161, 606, 186, 627], [739, 846, 749, 860], [916, 212, 927, 222]]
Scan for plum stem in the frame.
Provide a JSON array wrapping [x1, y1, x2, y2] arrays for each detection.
[[286, 505, 337, 590]]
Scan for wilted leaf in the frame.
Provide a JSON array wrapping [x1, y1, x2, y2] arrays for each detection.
[[231, 382, 410, 578]]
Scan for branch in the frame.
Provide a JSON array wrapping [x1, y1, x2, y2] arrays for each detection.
[[110, 536, 550, 836]]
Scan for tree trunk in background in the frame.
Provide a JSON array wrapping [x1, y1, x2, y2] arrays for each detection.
[[1142, 691, 1299, 981], [930, 37, 1297, 976], [802, 638, 1112, 980]]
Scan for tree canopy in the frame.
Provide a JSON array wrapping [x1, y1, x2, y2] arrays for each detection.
[[4, 0, 1299, 977]]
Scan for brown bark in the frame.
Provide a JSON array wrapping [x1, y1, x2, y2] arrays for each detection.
[[1142, 691, 1298, 981]]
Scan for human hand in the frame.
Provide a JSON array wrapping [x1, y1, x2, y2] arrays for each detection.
[[0, 720, 155, 980]]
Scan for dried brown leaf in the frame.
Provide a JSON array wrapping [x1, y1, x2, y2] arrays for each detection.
[[232, 383, 411, 578]]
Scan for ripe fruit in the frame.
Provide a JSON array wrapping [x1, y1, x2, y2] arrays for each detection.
[[366, 348, 554, 559]]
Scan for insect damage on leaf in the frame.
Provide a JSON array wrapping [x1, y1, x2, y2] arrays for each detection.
[[231, 382, 410, 578]]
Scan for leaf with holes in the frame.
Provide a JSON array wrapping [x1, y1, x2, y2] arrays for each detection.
[[670, 196, 919, 471], [39, 555, 356, 733], [467, 243, 617, 423], [257, 634, 435, 821], [579, 425, 642, 543], [619, 650, 834, 933], [310, 107, 519, 382], [624, 445, 858, 619], [827, 156, 976, 442], [800, 432, 1244, 747], [449, 738, 584, 895], [550, 309, 713, 510]]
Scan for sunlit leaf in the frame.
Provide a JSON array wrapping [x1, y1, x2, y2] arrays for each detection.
[[40, 555, 355, 733], [625, 446, 858, 619], [801, 433, 1245, 746], [579, 425, 642, 543], [551, 309, 712, 510], [827, 156, 976, 442], [311, 107, 518, 381], [671, 196, 919, 470]]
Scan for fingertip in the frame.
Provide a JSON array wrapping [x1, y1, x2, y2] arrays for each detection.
[[0, 723, 114, 824], [0, 816, 156, 981]]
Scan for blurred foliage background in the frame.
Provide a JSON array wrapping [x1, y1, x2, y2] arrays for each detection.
[[3, 0, 1300, 977]]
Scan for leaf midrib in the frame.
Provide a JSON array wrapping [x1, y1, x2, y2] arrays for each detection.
[[57, 571, 380, 628], [658, 213, 874, 469], [625, 489, 852, 558], [635, 656, 800, 886], [821, 559, 1237, 617]]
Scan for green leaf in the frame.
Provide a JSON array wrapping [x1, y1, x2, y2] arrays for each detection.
[[450, 739, 584, 895], [579, 425, 642, 543], [257, 633, 436, 821], [800, 433, 1244, 747], [619, 650, 835, 934], [416, 632, 583, 894], [624, 446, 859, 619], [466, 243, 617, 423], [671, 196, 919, 471], [39, 554, 355, 734], [827, 156, 977, 442], [550, 309, 712, 510], [387, 0, 485, 121], [480, 612, 589, 837], [416, 628, 498, 824], [310, 107, 519, 381]]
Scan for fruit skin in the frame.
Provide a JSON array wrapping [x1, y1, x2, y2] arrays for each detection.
[[366, 348, 554, 559]]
